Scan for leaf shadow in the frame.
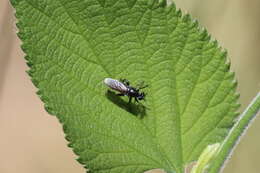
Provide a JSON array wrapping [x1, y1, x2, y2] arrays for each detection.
[[105, 90, 147, 118]]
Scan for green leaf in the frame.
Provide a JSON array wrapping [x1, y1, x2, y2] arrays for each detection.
[[191, 143, 221, 173], [12, 0, 256, 172]]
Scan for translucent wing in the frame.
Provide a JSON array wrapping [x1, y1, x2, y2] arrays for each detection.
[[104, 78, 128, 93]]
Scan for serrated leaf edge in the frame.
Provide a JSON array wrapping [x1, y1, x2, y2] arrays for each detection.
[[10, 0, 242, 172]]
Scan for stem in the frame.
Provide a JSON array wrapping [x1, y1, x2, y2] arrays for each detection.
[[209, 92, 260, 173]]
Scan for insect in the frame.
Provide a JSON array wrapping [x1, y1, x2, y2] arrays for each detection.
[[104, 78, 148, 103]]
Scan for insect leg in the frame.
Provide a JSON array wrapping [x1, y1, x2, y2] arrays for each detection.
[[120, 78, 130, 86], [136, 80, 148, 90], [128, 96, 133, 103], [138, 84, 148, 90], [134, 97, 139, 102]]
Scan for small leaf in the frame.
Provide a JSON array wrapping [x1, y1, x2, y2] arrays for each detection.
[[11, 0, 257, 173], [191, 143, 221, 173]]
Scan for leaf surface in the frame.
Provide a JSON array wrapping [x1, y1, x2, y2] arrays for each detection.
[[11, 0, 241, 172]]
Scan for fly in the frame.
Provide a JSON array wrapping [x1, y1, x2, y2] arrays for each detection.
[[104, 78, 148, 103]]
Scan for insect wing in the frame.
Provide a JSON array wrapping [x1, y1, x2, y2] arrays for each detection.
[[104, 78, 128, 93]]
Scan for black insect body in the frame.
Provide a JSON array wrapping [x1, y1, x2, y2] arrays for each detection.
[[104, 78, 148, 103]]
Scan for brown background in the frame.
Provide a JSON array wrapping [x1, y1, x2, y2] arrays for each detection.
[[0, 0, 259, 173]]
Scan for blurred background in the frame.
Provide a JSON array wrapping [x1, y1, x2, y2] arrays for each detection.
[[0, 0, 259, 173]]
